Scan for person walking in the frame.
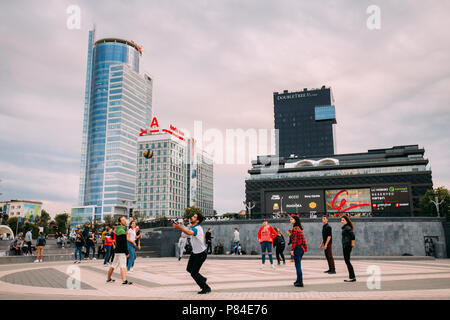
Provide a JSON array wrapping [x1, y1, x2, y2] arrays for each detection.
[[82, 224, 90, 259], [85, 232, 96, 260], [273, 227, 286, 265], [320, 215, 336, 274], [286, 229, 294, 262], [126, 221, 137, 272], [103, 226, 113, 266], [25, 228, 33, 256], [232, 228, 240, 255], [257, 219, 277, 269], [135, 226, 142, 251], [34, 232, 46, 263], [106, 216, 132, 285], [173, 212, 211, 294], [205, 228, 213, 254], [290, 215, 308, 287], [341, 214, 356, 282], [177, 219, 190, 261], [74, 230, 84, 263]]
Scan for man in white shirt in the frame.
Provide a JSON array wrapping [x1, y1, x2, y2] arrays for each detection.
[[233, 228, 240, 255], [173, 212, 211, 294]]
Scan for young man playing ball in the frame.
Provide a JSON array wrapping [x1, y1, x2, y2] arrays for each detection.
[[173, 212, 211, 294]]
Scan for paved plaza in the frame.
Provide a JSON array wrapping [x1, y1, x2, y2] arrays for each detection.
[[0, 257, 450, 300]]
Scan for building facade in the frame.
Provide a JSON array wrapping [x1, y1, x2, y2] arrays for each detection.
[[0, 200, 42, 222], [136, 129, 214, 218], [245, 145, 433, 218], [73, 29, 152, 226], [274, 86, 336, 158]]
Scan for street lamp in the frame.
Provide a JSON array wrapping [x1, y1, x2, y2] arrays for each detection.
[[429, 195, 445, 218], [243, 200, 256, 219], [121, 200, 136, 219]]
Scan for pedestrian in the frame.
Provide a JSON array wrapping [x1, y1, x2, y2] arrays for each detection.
[[320, 215, 336, 274], [34, 232, 46, 263], [341, 214, 356, 282], [290, 215, 308, 287], [232, 228, 240, 255], [109, 226, 116, 264], [86, 232, 96, 260], [173, 212, 211, 294], [273, 227, 286, 265], [126, 221, 137, 272], [82, 223, 90, 259], [106, 216, 133, 285], [177, 218, 189, 261], [24, 228, 33, 256], [103, 226, 113, 266], [205, 228, 213, 254], [70, 229, 77, 245], [74, 230, 84, 263], [9, 237, 20, 256], [135, 226, 142, 251], [214, 241, 224, 255], [257, 219, 277, 269]]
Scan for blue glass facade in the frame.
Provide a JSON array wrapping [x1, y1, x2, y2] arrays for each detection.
[[315, 105, 336, 121], [77, 31, 152, 223]]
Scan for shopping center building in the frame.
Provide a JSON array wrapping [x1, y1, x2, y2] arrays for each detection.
[[245, 145, 432, 218]]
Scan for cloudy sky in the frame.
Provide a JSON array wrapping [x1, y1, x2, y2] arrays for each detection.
[[0, 0, 449, 217]]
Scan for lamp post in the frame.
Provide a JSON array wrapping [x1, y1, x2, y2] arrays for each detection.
[[429, 195, 444, 218], [121, 200, 136, 220], [243, 201, 256, 219]]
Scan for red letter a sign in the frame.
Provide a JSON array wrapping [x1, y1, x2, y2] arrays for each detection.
[[150, 117, 159, 128]]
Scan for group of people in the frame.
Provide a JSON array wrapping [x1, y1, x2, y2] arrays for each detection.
[[170, 212, 357, 294], [257, 214, 356, 286], [9, 229, 48, 263]]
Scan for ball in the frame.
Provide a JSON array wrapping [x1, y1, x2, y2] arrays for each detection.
[[143, 149, 153, 159]]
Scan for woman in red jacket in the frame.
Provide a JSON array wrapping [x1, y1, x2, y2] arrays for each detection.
[[257, 219, 277, 269], [290, 215, 308, 287]]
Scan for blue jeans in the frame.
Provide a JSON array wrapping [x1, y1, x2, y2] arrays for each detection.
[[103, 245, 112, 265], [127, 242, 136, 271], [74, 247, 82, 261], [260, 241, 273, 264], [233, 241, 239, 254], [294, 246, 304, 284]]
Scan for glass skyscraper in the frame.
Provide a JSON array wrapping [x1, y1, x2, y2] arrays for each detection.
[[274, 86, 337, 158], [73, 29, 152, 226]]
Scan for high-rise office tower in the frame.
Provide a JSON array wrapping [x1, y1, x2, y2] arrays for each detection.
[[72, 29, 152, 226], [273, 86, 337, 158]]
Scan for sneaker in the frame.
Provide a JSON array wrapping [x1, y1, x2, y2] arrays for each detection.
[[260, 265, 265, 269], [103, 264, 108, 267], [271, 265, 275, 269], [106, 279, 115, 283], [178, 257, 182, 261], [294, 283, 304, 287], [344, 278, 356, 282], [198, 286, 211, 294], [73, 261, 78, 264], [39, 259, 42, 263], [324, 270, 331, 273], [283, 261, 286, 265], [277, 262, 281, 265], [93, 257, 96, 260], [130, 267, 134, 272], [122, 280, 133, 285], [328, 270, 336, 274], [34, 260, 39, 263]]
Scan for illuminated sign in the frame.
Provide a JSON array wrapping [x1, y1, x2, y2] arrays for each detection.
[[276, 92, 318, 100], [265, 190, 324, 215], [370, 186, 410, 213], [139, 117, 185, 141], [315, 105, 336, 121], [325, 189, 371, 215]]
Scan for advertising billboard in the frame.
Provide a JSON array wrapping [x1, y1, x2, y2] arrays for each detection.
[[370, 185, 410, 214], [265, 190, 324, 215], [325, 188, 371, 216], [24, 204, 41, 222]]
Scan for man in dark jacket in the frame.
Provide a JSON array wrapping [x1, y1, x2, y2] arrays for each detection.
[[319, 215, 336, 274], [106, 216, 132, 285], [205, 228, 213, 254]]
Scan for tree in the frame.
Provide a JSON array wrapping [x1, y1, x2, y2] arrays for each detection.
[[184, 206, 202, 219], [1, 212, 8, 225], [133, 211, 145, 224], [419, 187, 450, 218], [54, 213, 69, 234], [39, 210, 51, 228], [7, 217, 21, 236]]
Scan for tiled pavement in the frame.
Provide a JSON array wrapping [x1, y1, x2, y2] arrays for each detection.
[[0, 257, 450, 300]]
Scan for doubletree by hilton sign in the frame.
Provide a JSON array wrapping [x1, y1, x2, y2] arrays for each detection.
[[276, 92, 318, 100], [139, 117, 186, 141]]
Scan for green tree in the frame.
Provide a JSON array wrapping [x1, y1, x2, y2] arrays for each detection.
[[184, 206, 202, 219], [7, 217, 22, 236], [419, 187, 450, 218], [39, 210, 51, 227], [1, 212, 8, 225], [133, 211, 145, 224], [54, 213, 69, 234]]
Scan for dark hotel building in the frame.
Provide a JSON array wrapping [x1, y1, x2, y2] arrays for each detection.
[[245, 145, 433, 218], [274, 86, 336, 158]]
